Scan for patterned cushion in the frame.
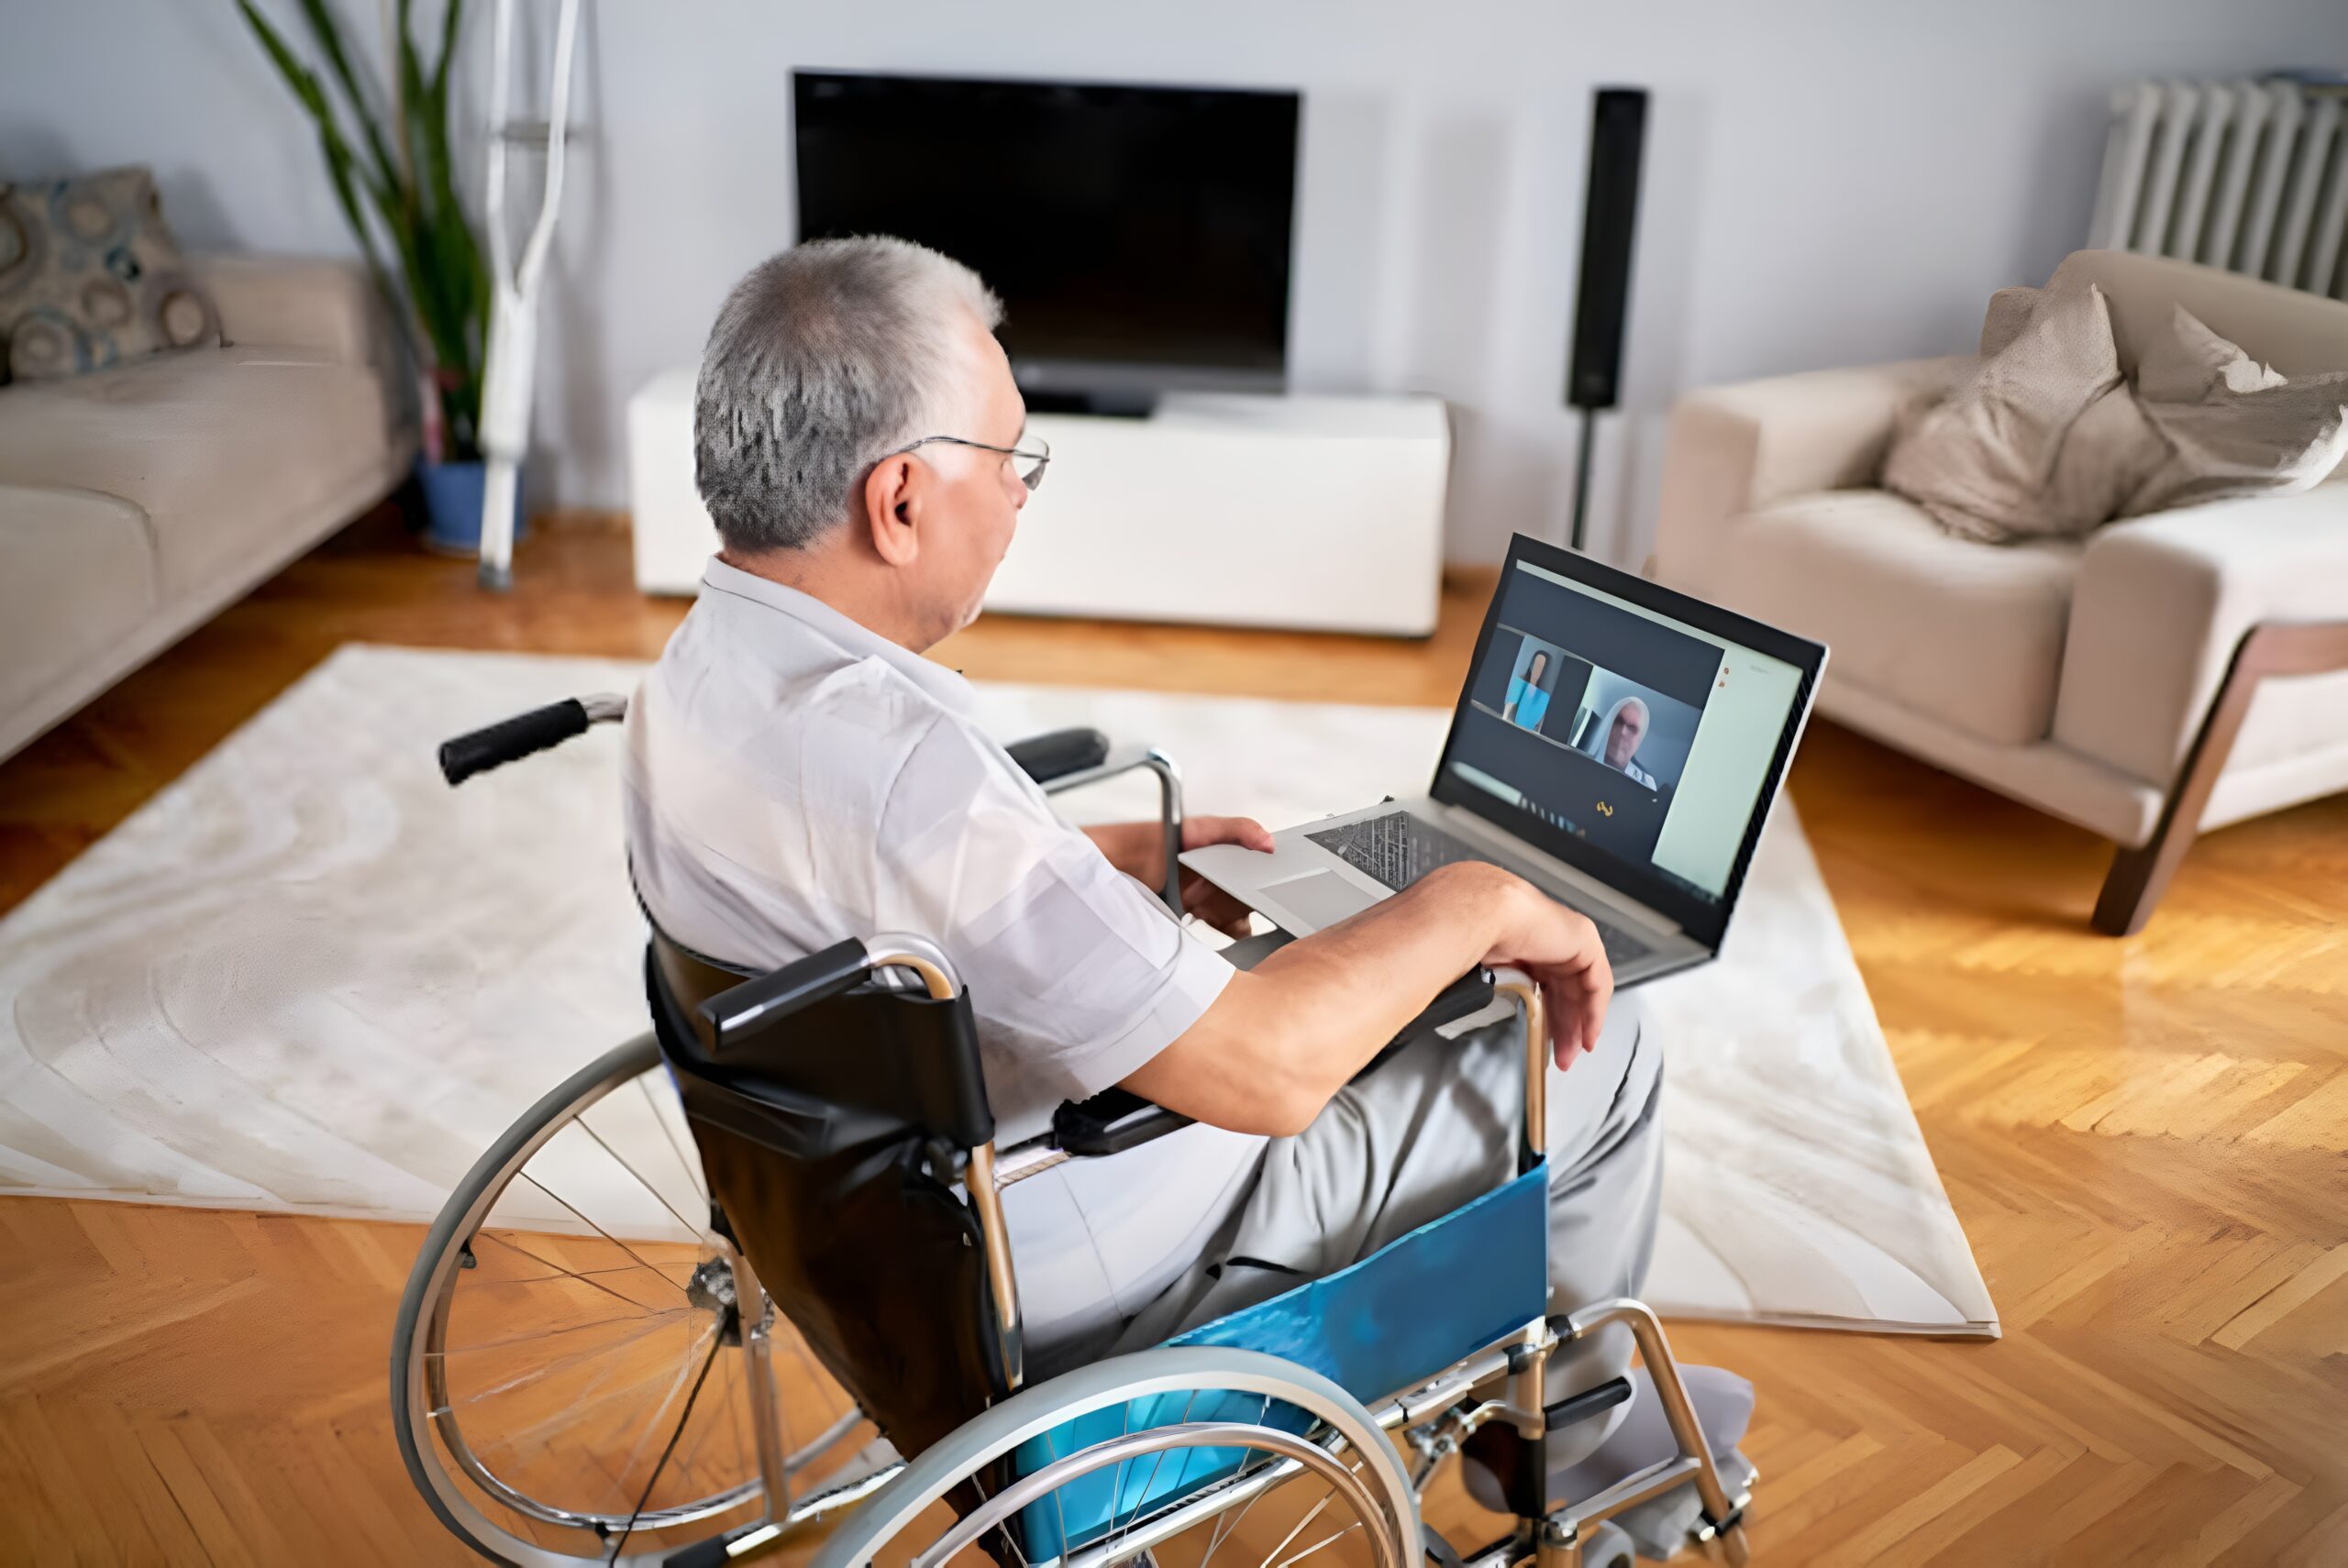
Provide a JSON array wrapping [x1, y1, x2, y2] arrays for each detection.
[[0, 167, 220, 384]]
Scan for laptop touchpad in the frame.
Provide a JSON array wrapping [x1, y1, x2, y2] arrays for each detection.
[[1265, 870, 1376, 931]]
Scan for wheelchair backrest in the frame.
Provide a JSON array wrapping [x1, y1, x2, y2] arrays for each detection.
[[646, 931, 1012, 1458]]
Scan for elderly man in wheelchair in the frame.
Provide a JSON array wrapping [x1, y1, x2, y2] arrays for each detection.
[[393, 237, 1756, 1568]]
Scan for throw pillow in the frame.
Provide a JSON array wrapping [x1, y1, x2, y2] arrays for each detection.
[[1882, 282, 2168, 543], [1978, 285, 2042, 358], [2121, 304, 2348, 516], [0, 166, 220, 383]]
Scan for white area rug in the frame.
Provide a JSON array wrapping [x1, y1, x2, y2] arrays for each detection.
[[0, 646, 1995, 1336]]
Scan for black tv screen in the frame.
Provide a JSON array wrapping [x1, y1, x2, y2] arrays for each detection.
[[793, 71, 1299, 394]]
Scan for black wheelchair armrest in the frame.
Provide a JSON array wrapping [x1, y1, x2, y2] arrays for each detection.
[[1410, 966, 1499, 1035], [1051, 1088, 1195, 1157], [1007, 727, 1112, 786]]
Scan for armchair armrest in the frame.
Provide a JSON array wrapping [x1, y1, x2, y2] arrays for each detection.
[[2054, 484, 2348, 787], [192, 255, 391, 366], [1653, 355, 1972, 592]]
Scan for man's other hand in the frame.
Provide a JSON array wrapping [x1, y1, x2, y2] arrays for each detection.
[[1083, 815, 1273, 936], [1177, 816, 1275, 936], [1472, 867, 1614, 1069]]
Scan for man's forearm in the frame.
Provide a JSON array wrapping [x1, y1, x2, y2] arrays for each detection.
[[1124, 862, 1528, 1136]]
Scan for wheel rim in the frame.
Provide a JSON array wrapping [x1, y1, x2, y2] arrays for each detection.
[[927, 1419, 1402, 1568], [814, 1347, 1419, 1568], [393, 1033, 885, 1563]]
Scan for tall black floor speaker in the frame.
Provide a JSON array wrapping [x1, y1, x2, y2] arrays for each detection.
[[1566, 87, 1648, 551]]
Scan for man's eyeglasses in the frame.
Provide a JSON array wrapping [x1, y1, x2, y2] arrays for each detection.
[[879, 433, 1052, 492]]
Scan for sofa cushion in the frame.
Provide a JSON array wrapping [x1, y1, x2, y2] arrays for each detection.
[[0, 343, 391, 599], [0, 483, 158, 729], [1714, 489, 2080, 746]]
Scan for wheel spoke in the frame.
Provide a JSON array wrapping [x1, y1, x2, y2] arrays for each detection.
[[516, 1172, 695, 1299], [675, 1351, 742, 1488], [479, 1228, 687, 1314], [604, 1320, 724, 1511], [638, 1071, 711, 1206], [970, 1474, 1032, 1568], [1111, 1388, 1200, 1549], [1267, 1519, 1365, 1568], [575, 1113, 712, 1243], [1198, 1396, 1279, 1568], [602, 1318, 729, 1564], [1048, 1417, 1071, 1561], [470, 1319, 718, 1488], [429, 1307, 687, 1360], [452, 1312, 690, 1408]]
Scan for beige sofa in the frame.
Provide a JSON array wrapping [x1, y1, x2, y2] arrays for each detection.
[[0, 255, 413, 760], [1655, 250, 2348, 933]]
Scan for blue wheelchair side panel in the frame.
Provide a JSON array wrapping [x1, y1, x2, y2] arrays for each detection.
[[1012, 1165, 1550, 1560]]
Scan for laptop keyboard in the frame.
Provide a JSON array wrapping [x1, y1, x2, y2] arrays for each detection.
[[1304, 812, 1654, 966]]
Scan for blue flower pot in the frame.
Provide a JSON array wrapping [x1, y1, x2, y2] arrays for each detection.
[[418, 458, 526, 557]]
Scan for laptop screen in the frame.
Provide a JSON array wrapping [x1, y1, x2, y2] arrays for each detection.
[[1432, 539, 1823, 946]]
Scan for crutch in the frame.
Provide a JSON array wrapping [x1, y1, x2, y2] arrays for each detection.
[[476, 0, 581, 591]]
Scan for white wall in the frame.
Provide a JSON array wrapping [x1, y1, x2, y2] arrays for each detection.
[[6, 1, 2342, 566]]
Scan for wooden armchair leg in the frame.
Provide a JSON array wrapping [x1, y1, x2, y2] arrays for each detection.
[[2095, 836, 2187, 937], [2092, 619, 2348, 937]]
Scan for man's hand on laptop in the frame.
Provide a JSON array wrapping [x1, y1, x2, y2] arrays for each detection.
[[1083, 815, 1274, 936]]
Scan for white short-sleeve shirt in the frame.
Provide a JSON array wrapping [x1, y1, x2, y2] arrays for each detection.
[[625, 559, 1265, 1360]]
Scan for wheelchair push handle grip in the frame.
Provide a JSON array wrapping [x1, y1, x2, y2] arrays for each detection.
[[438, 699, 592, 786]]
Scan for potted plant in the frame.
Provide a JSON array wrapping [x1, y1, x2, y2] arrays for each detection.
[[238, 0, 512, 554]]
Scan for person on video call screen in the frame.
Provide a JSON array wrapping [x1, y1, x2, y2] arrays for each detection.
[[1503, 649, 1552, 730], [1601, 698, 1658, 789]]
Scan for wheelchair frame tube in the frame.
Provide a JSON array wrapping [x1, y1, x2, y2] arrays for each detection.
[[724, 1240, 796, 1520], [870, 937, 1027, 1394], [1557, 1300, 1749, 1564], [1037, 745, 1187, 914], [1495, 971, 1546, 1177]]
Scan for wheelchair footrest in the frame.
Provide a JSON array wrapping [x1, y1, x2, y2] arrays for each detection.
[[1544, 1375, 1634, 1434]]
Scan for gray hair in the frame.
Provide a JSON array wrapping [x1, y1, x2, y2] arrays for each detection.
[[694, 237, 1003, 553]]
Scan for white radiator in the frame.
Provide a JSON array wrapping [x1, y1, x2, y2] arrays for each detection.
[[2088, 79, 2348, 301]]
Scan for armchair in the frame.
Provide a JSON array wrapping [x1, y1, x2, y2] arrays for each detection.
[[1653, 249, 2348, 933]]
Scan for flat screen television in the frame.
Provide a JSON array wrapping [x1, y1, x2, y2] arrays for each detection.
[[793, 70, 1300, 407]]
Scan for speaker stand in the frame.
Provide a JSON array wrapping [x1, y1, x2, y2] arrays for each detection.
[[1567, 405, 1598, 553]]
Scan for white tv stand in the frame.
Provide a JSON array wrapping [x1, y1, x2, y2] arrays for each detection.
[[628, 379, 1450, 637]]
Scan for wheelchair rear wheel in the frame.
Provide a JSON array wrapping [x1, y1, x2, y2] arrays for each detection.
[[814, 1345, 1420, 1568], [393, 1033, 892, 1565]]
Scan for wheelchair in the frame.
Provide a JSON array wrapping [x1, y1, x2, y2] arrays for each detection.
[[393, 695, 1755, 1568]]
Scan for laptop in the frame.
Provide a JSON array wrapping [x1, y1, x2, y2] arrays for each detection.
[[1181, 533, 1828, 988]]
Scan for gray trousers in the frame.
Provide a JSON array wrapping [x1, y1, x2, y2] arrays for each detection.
[[1112, 991, 1665, 1466]]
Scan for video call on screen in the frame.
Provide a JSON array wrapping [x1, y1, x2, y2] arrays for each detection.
[[1453, 568, 1725, 878]]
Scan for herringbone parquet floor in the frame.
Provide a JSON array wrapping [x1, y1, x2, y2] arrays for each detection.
[[1, 513, 2341, 1565]]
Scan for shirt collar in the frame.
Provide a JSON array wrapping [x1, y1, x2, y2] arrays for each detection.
[[701, 557, 977, 714]]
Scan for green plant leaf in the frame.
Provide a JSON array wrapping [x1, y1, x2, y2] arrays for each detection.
[[235, 1, 405, 340], [237, 0, 492, 460], [291, 0, 402, 199]]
